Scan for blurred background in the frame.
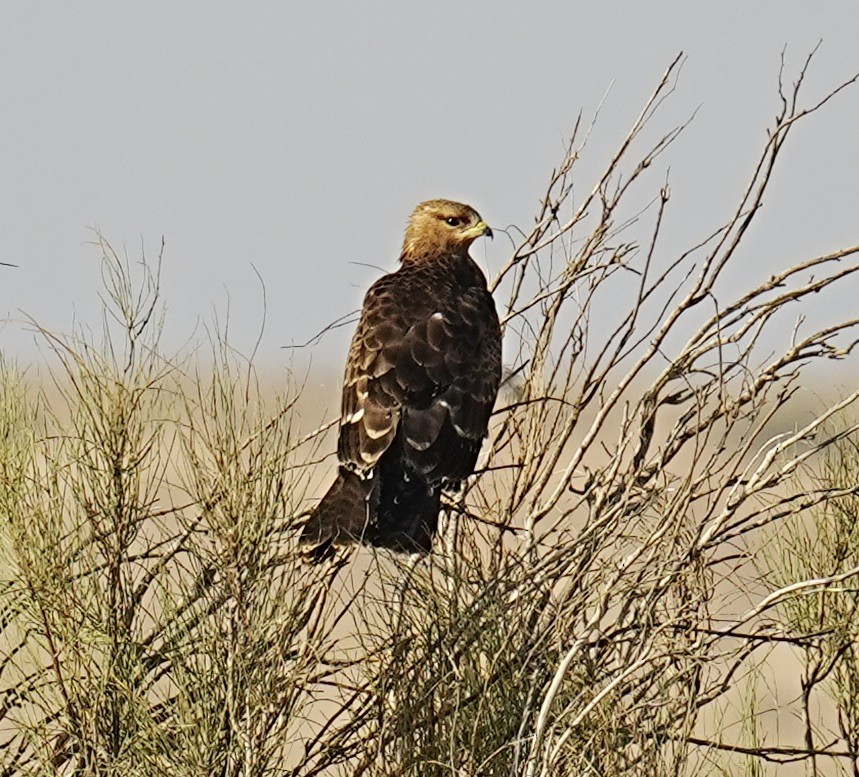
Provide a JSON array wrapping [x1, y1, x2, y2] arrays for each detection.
[[1, 2, 857, 374]]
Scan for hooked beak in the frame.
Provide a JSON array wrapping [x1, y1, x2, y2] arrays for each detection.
[[464, 220, 493, 241]]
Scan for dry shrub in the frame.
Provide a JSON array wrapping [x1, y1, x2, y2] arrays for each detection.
[[1, 50, 858, 776]]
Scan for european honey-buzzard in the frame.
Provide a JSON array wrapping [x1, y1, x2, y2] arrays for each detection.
[[300, 199, 501, 559]]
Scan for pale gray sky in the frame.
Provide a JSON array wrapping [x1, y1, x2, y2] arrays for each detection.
[[1, 3, 857, 371]]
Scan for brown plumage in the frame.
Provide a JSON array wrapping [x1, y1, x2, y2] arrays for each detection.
[[300, 199, 502, 560]]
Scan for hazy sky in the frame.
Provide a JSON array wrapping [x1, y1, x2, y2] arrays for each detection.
[[2, 3, 857, 374]]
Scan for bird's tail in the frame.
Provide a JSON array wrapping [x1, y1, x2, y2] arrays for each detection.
[[300, 467, 373, 562], [368, 461, 441, 554]]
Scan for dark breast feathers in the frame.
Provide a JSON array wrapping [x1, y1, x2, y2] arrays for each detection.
[[300, 253, 502, 559]]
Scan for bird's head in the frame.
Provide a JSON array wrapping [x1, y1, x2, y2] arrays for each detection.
[[400, 199, 492, 263]]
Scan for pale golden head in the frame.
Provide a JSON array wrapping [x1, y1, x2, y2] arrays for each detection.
[[400, 199, 492, 262]]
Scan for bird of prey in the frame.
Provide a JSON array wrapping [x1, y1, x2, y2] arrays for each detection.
[[300, 199, 502, 560]]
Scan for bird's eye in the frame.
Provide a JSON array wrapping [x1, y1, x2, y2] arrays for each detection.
[[444, 217, 462, 227]]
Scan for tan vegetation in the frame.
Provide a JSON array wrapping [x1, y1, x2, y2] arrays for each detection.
[[1, 52, 859, 775]]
